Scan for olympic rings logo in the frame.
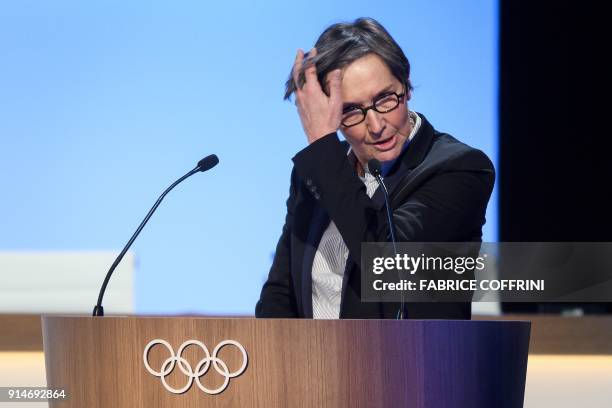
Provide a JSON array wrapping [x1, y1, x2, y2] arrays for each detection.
[[143, 339, 248, 395]]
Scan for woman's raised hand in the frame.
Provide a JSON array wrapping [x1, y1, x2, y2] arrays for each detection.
[[292, 47, 344, 144]]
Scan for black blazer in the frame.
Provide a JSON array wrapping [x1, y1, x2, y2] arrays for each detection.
[[255, 113, 495, 319]]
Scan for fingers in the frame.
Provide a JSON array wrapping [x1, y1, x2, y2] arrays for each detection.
[[292, 48, 304, 90], [327, 69, 343, 104], [290, 47, 342, 143], [303, 47, 318, 87], [293, 47, 320, 92]]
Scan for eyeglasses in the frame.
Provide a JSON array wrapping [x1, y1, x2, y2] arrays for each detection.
[[341, 90, 405, 128]]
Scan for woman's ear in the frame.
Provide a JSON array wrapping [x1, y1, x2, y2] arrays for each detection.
[[405, 89, 412, 103]]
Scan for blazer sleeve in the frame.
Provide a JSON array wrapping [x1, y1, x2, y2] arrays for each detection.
[[291, 132, 495, 265], [255, 167, 300, 317]]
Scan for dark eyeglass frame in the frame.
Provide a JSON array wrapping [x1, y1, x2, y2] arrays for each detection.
[[341, 90, 406, 128]]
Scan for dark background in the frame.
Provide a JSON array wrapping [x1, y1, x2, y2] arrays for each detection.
[[499, 0, 609, 313]]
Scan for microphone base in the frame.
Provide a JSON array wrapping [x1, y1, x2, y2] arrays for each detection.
[[92, 305, 105, 317]]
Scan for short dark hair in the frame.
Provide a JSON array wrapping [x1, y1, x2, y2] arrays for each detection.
[[284, 17, 413, 100]]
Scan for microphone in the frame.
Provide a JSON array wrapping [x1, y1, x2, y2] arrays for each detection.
[[92, 154, 219, 317], [197, 155, 219, 172], [368, 159, 406, 319]]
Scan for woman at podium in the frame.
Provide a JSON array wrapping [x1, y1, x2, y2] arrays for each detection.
[[256, 18, 494, 319]]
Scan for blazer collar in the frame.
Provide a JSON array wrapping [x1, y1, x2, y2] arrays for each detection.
[[398, 112, 435, 170]]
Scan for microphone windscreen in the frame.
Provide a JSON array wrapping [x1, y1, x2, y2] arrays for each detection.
[[368, 158, 382, 176], [197, 154, 219, 172]]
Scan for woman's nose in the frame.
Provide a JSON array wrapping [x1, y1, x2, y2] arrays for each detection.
[[365, 109, 385, 135]]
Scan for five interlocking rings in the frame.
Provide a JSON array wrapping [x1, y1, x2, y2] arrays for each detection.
[[143, 339, 248, 395]]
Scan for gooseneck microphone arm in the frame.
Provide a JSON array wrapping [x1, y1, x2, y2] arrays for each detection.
[[368, 159, 406, 320], [92, 154, 219, 317]]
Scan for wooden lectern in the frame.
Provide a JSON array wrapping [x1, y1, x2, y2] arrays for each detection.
[[42, 316, 530, 407]]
